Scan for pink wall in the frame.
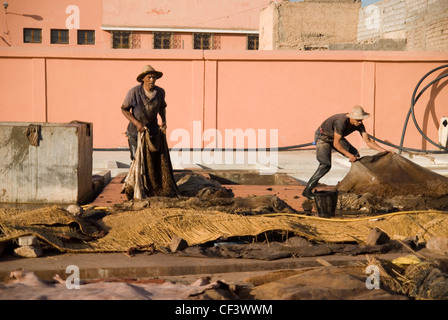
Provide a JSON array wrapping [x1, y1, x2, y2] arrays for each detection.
[[102, 0, 272, 30], [0, 48, 447, 152]]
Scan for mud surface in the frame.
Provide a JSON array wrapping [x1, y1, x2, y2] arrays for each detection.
[[109, 172, 297, 215]]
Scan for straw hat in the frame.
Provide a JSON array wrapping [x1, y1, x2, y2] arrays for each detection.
[[136, 65, 163, 82], [346, 105, 370, 120]]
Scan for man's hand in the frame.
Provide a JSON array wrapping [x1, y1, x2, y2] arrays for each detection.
[[136, 122, 146, 133], [348, 153, 358, 162], [160, 122, 167, 134], [334, 132, 358, 162]]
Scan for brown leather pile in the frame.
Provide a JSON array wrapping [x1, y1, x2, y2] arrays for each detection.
[[336, 152, 448, 212], [337, 152, 448, 197]]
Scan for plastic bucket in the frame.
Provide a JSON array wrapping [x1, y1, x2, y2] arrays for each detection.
[[313, 190, 338, 218]]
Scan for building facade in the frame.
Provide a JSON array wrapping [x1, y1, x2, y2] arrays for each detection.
[[357, 0, 448, 51], [259, 0, 361, 50], [0, 0, 279, 50], [259, 0, 448, 51], [1, 0, 447, 151], [3, 0, 446, 51]]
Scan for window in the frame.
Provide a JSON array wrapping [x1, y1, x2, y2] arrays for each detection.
[[247, 34, 259, 50], [193, 33, 212, 50], [212, 35, 221, 50], [51, 29, 69, 44], [78, 30, 95, 45], [112, 31, 131, 49], [154, 32, 172, 49], [23, 28, 42, 43], [173, 34, 182, 49]]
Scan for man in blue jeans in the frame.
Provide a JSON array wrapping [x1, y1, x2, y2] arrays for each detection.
[[302, 105, 389, 200]]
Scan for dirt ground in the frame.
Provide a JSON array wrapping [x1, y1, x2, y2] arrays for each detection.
[[68, 154, 448, 300], [3, 152, 448, 301]]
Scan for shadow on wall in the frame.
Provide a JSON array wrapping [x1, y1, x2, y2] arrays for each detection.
[[7, 12, 44, 20]]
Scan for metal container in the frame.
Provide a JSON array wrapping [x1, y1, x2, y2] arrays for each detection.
[[0, 121, 93, 205]]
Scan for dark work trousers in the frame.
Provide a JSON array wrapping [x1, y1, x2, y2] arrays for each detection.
[[303, 131, 359, 194], [127, 134, 138, 161]]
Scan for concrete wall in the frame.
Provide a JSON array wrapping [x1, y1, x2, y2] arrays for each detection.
[[259, 0, 361, 50], [259, 3, 277, 50], [357, 0, 448, 51], [1, 48, 447, 152], [0, 122, 92, 204]]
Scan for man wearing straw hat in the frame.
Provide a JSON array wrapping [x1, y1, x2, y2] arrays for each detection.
[[121, 65, 178, 199], [302, 105, 390, 200], [122, 65, 167, 160]]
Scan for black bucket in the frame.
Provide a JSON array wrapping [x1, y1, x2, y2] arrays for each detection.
[[313, 190, 338, 218]]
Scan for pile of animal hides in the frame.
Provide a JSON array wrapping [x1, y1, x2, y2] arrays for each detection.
[[336, 152, 448, 212]]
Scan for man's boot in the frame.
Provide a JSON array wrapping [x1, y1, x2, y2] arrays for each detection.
[[302, 185, 315, 200], [302, 164, 330, 200]]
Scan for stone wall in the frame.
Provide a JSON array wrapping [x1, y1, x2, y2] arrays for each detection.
[[261, 0, 448, 51], [357, 0, 448, 51], [260, 0, 361, 50]]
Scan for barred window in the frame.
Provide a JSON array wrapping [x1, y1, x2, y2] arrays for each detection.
[[112, 31, 131, 49], [23, 28, 42, 43], [247, 34, 259, 50], [173, 34, 182, 49], [212, 35, 221, 50], [51, 29, 69, 44], [154, 32, 172, 49], [193, 33, 212, 50], [78, 30, 95, 45]]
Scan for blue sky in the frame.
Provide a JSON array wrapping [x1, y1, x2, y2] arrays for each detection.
[[289, 0, 381, 7], [360, 0, 381, 6]]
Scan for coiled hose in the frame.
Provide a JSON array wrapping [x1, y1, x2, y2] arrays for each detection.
[[397, 64, 448, 154], [280, 64, 448, 154]]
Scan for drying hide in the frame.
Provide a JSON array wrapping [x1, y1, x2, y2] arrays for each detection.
[[122, 129, 179, 200], [336, 152, 448, 198]]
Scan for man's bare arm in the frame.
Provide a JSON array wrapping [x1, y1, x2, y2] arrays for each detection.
[[361, 132, 389, 153], [122, 109, 145, 132], [334, 133, 358, 162]]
